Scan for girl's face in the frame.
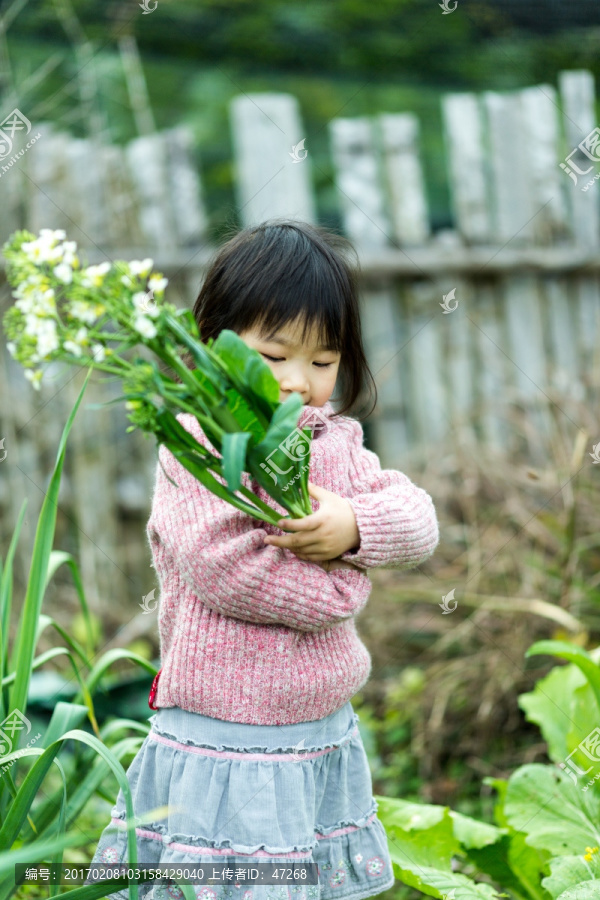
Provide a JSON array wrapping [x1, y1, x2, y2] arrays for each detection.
[[238, 317, 341, 407]]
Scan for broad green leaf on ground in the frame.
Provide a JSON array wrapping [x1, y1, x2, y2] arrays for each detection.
[[483, 777, 510, 828], [506, 831, 553, 900], [519, 661, 592, 764], [504, 764, 600, 855], [555, 881, 600, 900], [377, 796, 448, 833], [377, 798, 487, 897], [449, 807, 545, 900], [387, 852, 501, 900], [562, 679, 600, 793], [525, 642, 600, 716], [543, 852, 600, 899], [449, 810, 506, 848], [465, 833, 549, 900]]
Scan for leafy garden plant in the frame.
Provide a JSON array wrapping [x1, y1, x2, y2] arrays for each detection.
[[376, 640, 600, 900], [0, 375, 179, 900], [2, 228, 317, 527]]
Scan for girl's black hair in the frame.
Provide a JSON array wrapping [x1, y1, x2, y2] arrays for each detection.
[[175, 218, 377, 419]]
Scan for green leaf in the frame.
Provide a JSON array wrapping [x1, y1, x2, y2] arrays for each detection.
[[248, 394, 305, 474], [377, 797, 459, 896], [247, 393, 310, 513], [506, 831, 553, 900], [449, 810, 506, 849], [377, 796, 447, 832], [8, 369, 92, 716], [251, 393, 305, 460], [190, 364, 223, 402], [155, 407, 225, 464], [482, 777, 511, 829], [504, 763, 600, 855], [378, 796, 516, 900], [165, 312, 229, 391], [244, 353, 280, 408], [212, 329, 280, 417], [466, 831, 550, 900], [519, 658, 592, 764], [543, 852, 600, 899], [222, 431, 252, 492], [555, 881, 600, 900], [526, 641, 600, 714], [164, 443, 282, 525], [223, 387, 267, 445], [0, 727, 162, 900]]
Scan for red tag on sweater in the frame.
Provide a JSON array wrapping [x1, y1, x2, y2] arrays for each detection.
[[148, 667, 162, 710]]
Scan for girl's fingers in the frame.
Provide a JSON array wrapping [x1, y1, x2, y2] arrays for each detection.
[[294, 552, 329, 562], [264, 534, 315, 550], [275, 515, 320, 532]]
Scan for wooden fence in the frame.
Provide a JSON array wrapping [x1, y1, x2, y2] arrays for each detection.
[[1, 68, 599, 607]]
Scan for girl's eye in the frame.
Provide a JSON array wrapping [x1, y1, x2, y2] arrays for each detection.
[[260, 352, 332, 368]]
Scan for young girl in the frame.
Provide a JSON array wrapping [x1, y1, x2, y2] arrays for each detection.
[[87, 220, 440, 900]]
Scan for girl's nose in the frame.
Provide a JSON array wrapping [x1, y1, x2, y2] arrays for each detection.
[[280, 369, 310, 395]]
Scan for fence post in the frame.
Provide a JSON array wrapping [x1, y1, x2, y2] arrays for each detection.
[[483, 88, 552, 461], [126, 132, 178, 247], [558, 70, 600, 403], [379, 113, 429, 247], [329, 116, 411, 465], [441, 93, 500, 449], [230, 93, 316, 227], [520, 84, 583, 409]]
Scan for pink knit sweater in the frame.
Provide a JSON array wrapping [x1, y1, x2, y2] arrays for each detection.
[[146, 400, 439, 725]]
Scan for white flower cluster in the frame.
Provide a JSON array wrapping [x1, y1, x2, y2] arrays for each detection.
[[7, 263, 106, 368], [5, 230, 169, 390], [121, 260, 169, 340], [81, 261, 111, 288], [21, 228, 79, 285]]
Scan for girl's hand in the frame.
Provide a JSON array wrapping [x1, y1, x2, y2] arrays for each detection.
[[318, 559, 364, 572], [263, 482, 360, 561]]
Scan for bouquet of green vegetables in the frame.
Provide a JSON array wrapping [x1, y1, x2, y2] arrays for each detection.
[[1, 228, 316, 525]]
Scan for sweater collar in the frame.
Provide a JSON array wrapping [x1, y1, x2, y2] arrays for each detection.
[[296, 400, 335, 439]]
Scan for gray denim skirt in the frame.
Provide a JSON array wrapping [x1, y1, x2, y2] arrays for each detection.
[[86, 701, 395, 900]]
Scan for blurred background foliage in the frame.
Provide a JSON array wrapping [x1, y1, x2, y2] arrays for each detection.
[[7, 0, 600, 238]]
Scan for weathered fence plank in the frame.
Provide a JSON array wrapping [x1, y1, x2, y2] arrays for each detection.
[[329, 117, 391, 246], [230, 93, 316, 227], [329, 115, 408, 464], [559, 69, 600, 414], [126, 132, 178, 247], [442, 93, 504, 446], [379, 113, 429, 246], [519, 85, 569, 244], [441, 93, 492, 244], [472, 282, 509, 449]]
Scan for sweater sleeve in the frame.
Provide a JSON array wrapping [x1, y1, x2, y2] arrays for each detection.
[[338, 417, 440, 570], [146, 427, 372, 634]]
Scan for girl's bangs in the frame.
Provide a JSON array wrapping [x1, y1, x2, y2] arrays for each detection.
[[242, 259, 348, 354]]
